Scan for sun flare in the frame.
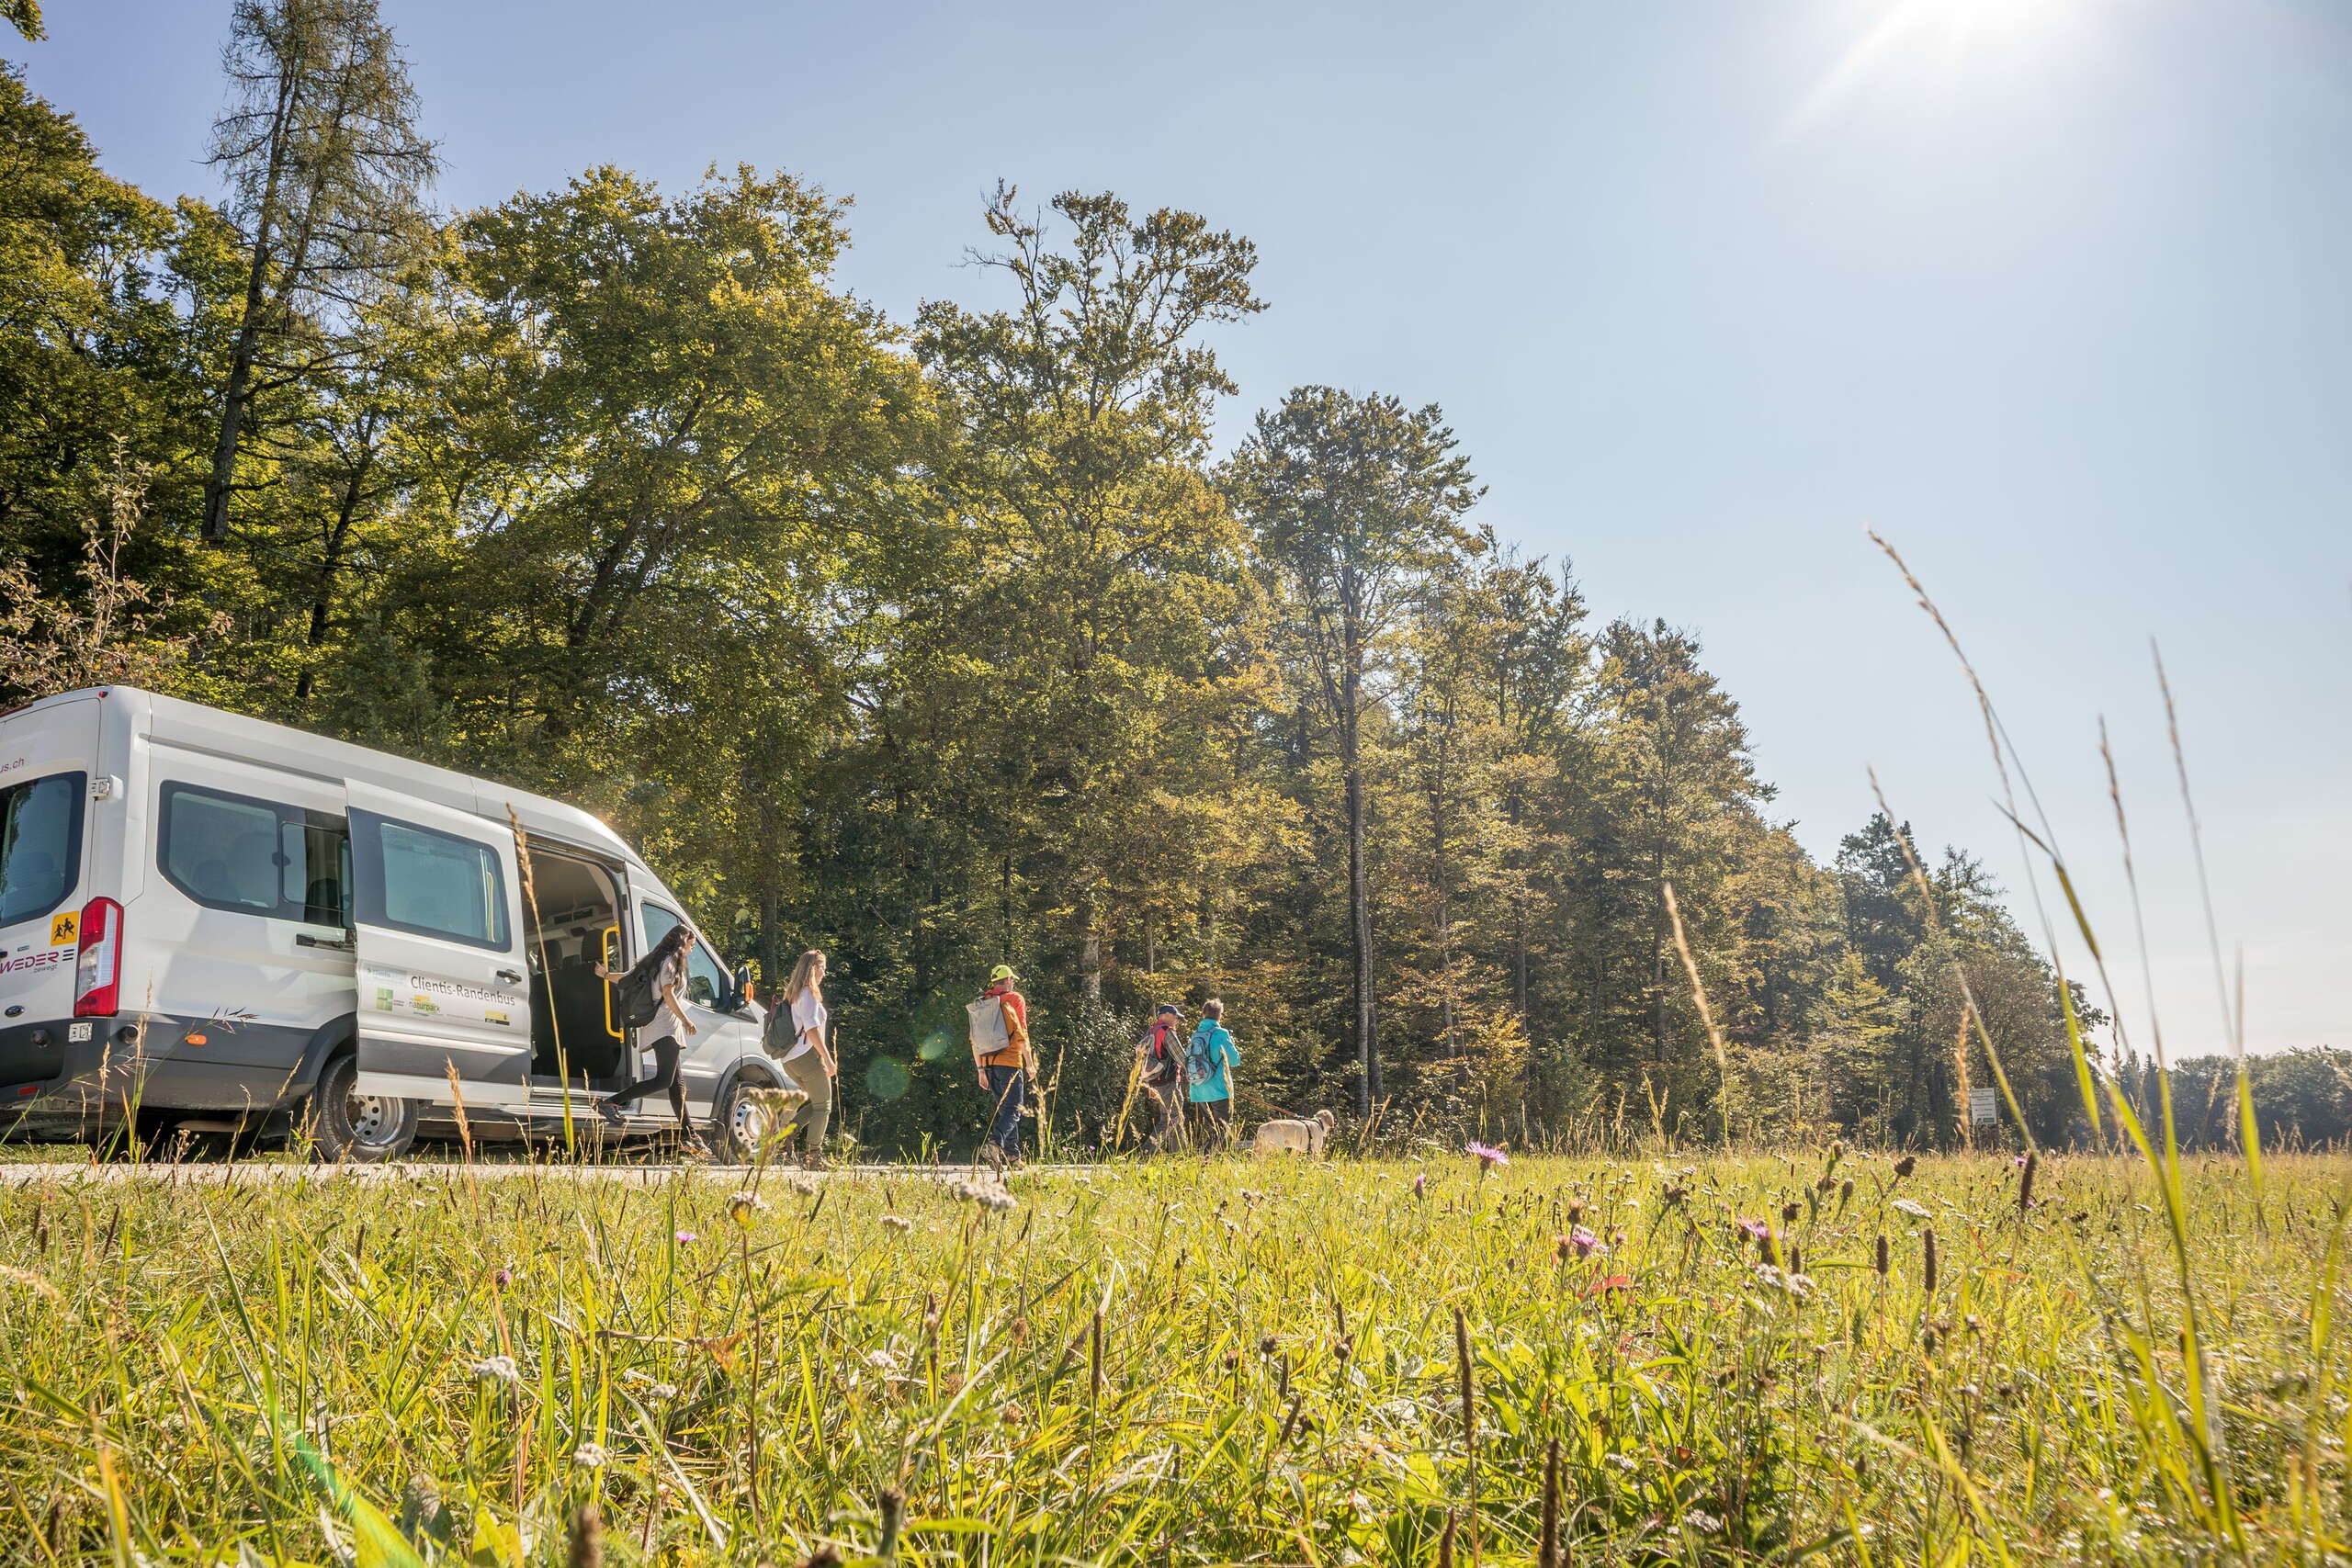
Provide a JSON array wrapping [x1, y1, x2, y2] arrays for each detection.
[[1787, 0, 2086, 135]]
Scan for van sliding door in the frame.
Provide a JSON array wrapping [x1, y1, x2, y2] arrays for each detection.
[[346, 783, 532, 1106]]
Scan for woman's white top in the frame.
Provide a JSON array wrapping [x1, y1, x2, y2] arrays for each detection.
[[647, 952, 694, 1043], [786, 988, 827, 1062]]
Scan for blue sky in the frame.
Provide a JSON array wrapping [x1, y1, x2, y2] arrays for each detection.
[[16, 0, 2346, 1054]]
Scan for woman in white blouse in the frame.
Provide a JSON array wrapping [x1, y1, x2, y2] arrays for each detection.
[[781, 949, 837, 1168]]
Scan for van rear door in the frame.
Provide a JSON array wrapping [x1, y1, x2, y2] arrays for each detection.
[[346, 784, 532, 1107], [0, 696, 97, 1072]]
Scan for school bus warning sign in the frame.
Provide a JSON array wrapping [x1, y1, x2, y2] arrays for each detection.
[[49, 911, 78, 947]]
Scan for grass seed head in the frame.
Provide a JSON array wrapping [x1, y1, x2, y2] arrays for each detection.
[[568, 1502, 604, 1568]]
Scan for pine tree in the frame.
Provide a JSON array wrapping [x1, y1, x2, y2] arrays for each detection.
[[201, 0, 435, 542], [1227, 389, 1482, 1118]]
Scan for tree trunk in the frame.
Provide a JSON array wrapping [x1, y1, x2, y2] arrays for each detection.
[[295, 428, 373, 705], [203, 288, 268, 544], [203, 66, 300, 544], [1431, 768, 1455, 1057], [1509, 795, 1530, 1024], [757, 879, 781, 1046], [1080, 890, 1102, 1006], [1342, 661, 1379, 1119]]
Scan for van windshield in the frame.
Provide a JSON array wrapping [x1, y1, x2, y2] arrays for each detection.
[[0, 771, 85, 928]]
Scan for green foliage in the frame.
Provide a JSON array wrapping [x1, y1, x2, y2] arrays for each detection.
[[2123, 1045, 2352, 1150], [0, 15, 2127, 1156]]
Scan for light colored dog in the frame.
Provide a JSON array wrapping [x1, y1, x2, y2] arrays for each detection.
[[1251, 1108, 1337, 1157]]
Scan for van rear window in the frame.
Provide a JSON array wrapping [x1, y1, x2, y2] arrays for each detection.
[[0, 772, 84, 928], [158, 782, 350, 926]]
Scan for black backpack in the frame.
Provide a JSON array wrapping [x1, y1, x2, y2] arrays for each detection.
[[614, 959, 666, 1031]]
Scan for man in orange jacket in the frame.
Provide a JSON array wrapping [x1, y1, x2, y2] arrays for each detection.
[[974, 964, 1033, 1170]]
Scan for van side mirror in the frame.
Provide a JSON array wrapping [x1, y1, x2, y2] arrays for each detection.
[[718, 965, 755, 1016]]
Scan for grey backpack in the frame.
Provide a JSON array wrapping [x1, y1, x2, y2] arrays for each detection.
[[967, 995, 1010, 1057]]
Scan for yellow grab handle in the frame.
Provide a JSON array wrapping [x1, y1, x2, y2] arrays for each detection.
[[599, 925, 623, 1041]]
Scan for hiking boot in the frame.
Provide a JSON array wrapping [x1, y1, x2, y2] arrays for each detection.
[[981, 1143, 1005, 1176], [595, 1101, 626, 1129]]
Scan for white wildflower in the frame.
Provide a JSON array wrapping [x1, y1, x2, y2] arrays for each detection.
[[881, 1214, 913, 1233], [727, 1190, 766, 1222], [1891, 1198, 1931, 1219], [571, 1442, 609, 1470], [650, 1382, 679, 1401], [469, 1355, 521, 1385], [950, 1179, 1017, 1213], [1685, 1509, 1723, 1534]]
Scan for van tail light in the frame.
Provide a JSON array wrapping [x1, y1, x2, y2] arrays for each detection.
[[74, 897, 122, 1018]]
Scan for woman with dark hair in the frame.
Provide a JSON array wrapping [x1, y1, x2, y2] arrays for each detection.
[[594, 922, 698, 1132]]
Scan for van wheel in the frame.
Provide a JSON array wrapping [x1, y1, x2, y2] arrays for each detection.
[[309, 1052, 418, 1163], [711, 1075, 797, 1165]]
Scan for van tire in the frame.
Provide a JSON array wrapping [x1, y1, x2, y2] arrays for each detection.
[[308, 1052, 419, 1163], [710, 1072, 795, 1165]]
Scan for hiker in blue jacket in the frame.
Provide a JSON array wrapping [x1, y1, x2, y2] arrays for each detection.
[[1186, 999, 1240, 1149]]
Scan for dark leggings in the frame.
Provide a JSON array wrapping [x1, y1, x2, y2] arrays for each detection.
[[605, 1034, 688, 1126]]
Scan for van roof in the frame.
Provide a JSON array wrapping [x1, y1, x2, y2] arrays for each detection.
[[19, 685, 641, 868]]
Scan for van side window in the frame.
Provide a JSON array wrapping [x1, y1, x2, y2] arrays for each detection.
[[639, 904, 728, 1009], [0, 771, 85, 929], [356, 816, 509, 949], [159, 782, 350, 925], [288, 819, 352, 926]]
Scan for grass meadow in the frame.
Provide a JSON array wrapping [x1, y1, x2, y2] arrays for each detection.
[[0, 1145, 2340, 1565]]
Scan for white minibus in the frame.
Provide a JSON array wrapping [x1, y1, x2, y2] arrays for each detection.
[[0, 685, 797, 1160]]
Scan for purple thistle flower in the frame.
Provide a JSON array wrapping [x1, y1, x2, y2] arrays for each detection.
[[1412, 1173, 1428, 1199], [1736, 1218, 1770, 1243], [674, 1230, 698, 1246], [1569, 1224, 1606, 1258], [1466, 1141, 1510, 1168]]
